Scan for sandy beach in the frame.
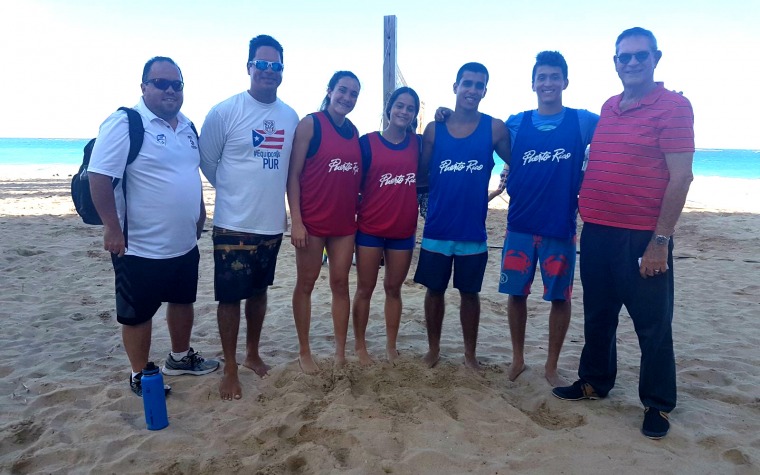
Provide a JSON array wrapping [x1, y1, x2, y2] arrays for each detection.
[[1, 168, 758, 474]]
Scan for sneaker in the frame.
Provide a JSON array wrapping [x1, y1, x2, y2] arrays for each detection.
[[129, 373, 172, 398], [552, 380, 602, 401], [162, 348, 220, 376], [641, 407, 670, 439]]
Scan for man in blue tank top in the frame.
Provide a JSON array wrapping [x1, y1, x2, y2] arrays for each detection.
[[414, 62, 511, 370], [499, 51, 598, 386]]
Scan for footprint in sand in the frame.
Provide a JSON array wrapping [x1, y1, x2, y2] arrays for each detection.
[[525, 401, 585, 430]]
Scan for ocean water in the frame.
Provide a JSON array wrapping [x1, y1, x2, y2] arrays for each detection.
[[0, 138, 759, 180], [496, 149, 760, 179]]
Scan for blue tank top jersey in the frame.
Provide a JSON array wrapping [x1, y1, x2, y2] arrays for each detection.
[[424, 114, 494, 242], [506, 108, 585, 238]]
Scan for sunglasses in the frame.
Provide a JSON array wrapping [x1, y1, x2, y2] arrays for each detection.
[[144, 78, 184, 91], [615, 51, 651, 65], [249, 60, 284, 72]]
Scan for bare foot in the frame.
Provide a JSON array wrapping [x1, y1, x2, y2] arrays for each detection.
[[334, 353, 346, 369], [464, 354, 482, 371], [242, 355, 271, 377], [386, 346, 400, 365], [545, 368, 569, 387], [219, 366, 242, 401], [355, 348, 374, 366], [298, 354, 320, 374], [508, 361, 527, 381], [423, 350, 440, 368]]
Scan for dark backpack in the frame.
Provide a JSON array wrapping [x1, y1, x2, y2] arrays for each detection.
[[71, 107, 144, 225]]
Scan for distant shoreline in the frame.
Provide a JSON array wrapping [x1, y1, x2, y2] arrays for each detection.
[[1, 165, 757, 215]]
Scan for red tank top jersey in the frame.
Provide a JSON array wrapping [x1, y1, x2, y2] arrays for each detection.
[[299, 112, 362, 237], [357, 132, 419, 238]]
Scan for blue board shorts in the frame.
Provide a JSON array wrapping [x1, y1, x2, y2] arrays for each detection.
[[498, 231, 576, 301]]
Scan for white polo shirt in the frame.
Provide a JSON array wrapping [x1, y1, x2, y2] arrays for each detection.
[[88, 98, 202, 259]]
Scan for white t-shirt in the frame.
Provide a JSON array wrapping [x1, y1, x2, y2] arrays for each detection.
[[88, 98, 202, 259], [199, 92, 298, 234]]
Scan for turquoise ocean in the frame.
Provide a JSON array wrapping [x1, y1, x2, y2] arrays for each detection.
[[0, 138, 759, 179]]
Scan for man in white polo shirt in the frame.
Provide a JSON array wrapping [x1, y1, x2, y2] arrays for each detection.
[[200, 35, 298, 401], [89, 56, 219, 397]]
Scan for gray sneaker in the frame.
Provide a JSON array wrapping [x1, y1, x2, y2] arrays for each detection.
[[162, 348, 220, 376]]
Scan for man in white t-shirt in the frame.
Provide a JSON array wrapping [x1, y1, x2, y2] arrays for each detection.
[[200, 35, 298, 401], [89, 56, 219, 398]]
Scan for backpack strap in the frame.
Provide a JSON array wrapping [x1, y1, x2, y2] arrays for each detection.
[[115, 107, 145, 248], [189, 122, 199, 138], [118, 107, 145, 165]]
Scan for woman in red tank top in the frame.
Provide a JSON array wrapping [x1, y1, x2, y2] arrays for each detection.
[[287, 71, 362, 373], [352, 87, 421, 365]]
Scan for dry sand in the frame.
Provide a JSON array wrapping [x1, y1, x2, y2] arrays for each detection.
[[0, 170, 758, 474]]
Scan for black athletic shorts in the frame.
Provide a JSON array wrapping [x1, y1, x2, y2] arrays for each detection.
[[111, 246, 200, 326], [413, 248, 488, 293]]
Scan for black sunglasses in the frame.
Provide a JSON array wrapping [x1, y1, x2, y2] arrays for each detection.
[[249, 60, 284, 72], [144, 78, 184, 91], [615, 51, 651, 65]]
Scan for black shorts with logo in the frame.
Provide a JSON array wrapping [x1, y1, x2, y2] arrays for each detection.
[[111, 246, 200, 326]]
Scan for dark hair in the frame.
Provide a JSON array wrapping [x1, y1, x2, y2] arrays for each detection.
[[248, 34, 284, 63], [615, 27, 658, 53], [320, 71, 360, 111], [385, 86, 420, 131], [142, 56, 181, 83], [455, 62, 489, 84], [531, 51, 568, 84]]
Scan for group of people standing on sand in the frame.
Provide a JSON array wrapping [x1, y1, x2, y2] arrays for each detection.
[[88, 26, 693, 440]]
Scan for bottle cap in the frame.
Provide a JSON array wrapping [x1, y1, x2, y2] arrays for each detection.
[[143, 361, 159, 375]]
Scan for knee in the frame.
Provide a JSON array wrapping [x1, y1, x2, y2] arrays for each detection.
[[383, 282, 401, 299], [330, 275, 350, 295], [354, 284, 374, 300], [426, 289, 445, 301], [460, 291, 479, 303], [296, 277, 317, 295]]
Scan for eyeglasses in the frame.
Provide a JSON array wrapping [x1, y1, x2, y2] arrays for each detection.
[[615, 51, 651, 65], [144, 78, 184, 91], [249, 60, 284, 72]]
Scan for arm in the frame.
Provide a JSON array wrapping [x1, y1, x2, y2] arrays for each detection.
[[492, 117, 511, 166], [197, 190, 206, 240], [488, 167, 508, 202], [286, 115, 314, 248], [639, 151, 694, 278], [87, 111, 132, 257], [434, 107, 453, 122], [416, 122, 436, 189], [89, 173, 126, 257], [198, 109, 224, 187]]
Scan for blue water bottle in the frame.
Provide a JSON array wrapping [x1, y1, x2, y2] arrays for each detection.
[[141, 362, 169, 430]]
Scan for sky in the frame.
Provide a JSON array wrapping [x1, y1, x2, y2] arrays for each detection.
[[1, 0, 758, 149]]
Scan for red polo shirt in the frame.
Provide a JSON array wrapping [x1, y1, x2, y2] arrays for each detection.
[[579, 83, 694, 230]]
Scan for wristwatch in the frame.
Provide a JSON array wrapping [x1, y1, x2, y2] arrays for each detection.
[[652, 234, 670, 246]]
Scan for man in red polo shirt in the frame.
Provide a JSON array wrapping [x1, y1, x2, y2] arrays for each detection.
[[552, 27, 694, 440]]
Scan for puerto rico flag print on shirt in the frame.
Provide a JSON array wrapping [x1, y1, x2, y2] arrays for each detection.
[[252, 122, 286, 150]]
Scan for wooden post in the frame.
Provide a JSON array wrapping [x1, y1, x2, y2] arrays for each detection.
[[383, 15, 397, 130]]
